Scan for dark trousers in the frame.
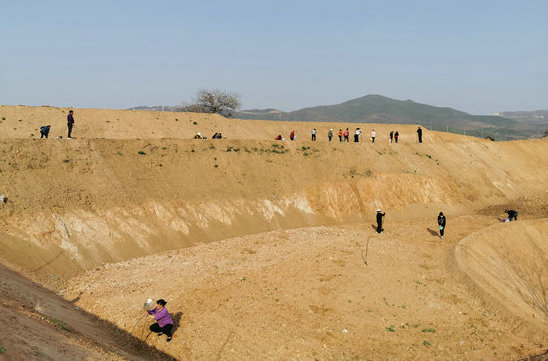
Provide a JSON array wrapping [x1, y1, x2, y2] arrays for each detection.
[[328, 136, 332, 141], [376, 222, 383, 233], [67, 123, 73, 138], [354, 134, 359, 142], [338, 135, 342, 141], [150, 323, 173, 337], [372, 137, 375, 143], [40, 132, 48, 139], [312, 134, 316, 141], [418, 135, 422, 143], [344, 135, 349, 142], [439, 227, 444, 237], [395, 137, 398, 143]]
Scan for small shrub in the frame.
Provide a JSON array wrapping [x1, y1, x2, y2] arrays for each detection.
[[52, 318, 71, 332], [18, 119, 22, 122], [214, 164, 218, 168], [1, 117, 5, 120], [423, 340, 431, 346], [116, 151, 123, 156], [193, 121, 197, 125], [137, 151, 146, 155], [63, 159, 70, 163], [422, 328, 436, 333], [0, 346, 5, 354], [386, 325, 395, 332], [426, 154, 432, 159]]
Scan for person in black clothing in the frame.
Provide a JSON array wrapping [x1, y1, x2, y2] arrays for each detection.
[[376, 209, 385, 234], [390, 131, 394, 143], [40, 125, 51, 139], [394, 131, 399, 143], [67, 110, 75, 139], [437, 212, 446, 239], [417, 127, 422, 143], [505, 209, 518, 221]]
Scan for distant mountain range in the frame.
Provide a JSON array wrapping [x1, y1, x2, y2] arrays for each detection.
[[130, 95, 547, 140]]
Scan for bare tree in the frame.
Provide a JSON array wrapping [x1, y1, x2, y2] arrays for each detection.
[[181, 89, 241, 117]]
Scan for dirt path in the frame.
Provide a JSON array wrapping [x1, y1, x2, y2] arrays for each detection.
[[64, 215, 546, 360]]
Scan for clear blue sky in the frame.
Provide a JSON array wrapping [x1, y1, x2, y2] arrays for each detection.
[[1, 0, 547, 114]]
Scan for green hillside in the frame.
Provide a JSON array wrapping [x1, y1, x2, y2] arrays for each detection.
[[236, 95, 547, 139]]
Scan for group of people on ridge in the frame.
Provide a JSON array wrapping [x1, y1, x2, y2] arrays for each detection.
[[280, 127, 424, 143], [39, 110, 75, 139]]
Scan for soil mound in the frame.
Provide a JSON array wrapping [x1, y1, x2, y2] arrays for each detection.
[[455, 219, 548, 337]]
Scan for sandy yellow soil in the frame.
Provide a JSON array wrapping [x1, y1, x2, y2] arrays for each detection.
[[0, 105, 546, 360]]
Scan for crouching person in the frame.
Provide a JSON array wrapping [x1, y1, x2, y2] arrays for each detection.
[[147, 299, 174, 342]]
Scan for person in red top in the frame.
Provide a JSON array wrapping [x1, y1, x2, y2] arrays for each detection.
[[343, 128, 349, 142], [290, 130, 295, 140], [147, 299, 174, 342]]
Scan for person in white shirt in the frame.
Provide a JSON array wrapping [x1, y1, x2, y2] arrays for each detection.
[[371, 129, 376, 143], [354, 128, 361, 142]]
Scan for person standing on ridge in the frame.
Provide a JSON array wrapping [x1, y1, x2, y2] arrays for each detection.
[[505, 209, 518, 221], [290, 130, 296, 141], [338, 129, 343, 141], [376, 209, 385, 234], [67, 110, 75, 139], [417, 126, 423, 143], [390, 131, 394, 143], [437, 212, 446, 239], [328, 128, 333, 141], [354, 128, 361, 142], [394, 131, 399, 143], [371, 129, 376, 143], [344, 128, 349, 142], [311, 128, 317, 141], [147, 299, 174, 342]]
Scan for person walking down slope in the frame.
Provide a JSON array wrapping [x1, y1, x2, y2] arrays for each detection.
[[354, 128, 361, 142], [147, 299, 174, 342], [67, 110, 75, 139], [338, 129, 343, 142], [290, 130, 296, 141], [390, 131, 394, 143], [376, 209, 386, 234], [417, 127, 423, 143], [505, 209, 518, 222], [437, 212, 446, 239], [371, 129, 376, 143], [394, 131, 399, 143], [328, 128, 333, 142], [311, 128, 317, 141], [40, 125, 51, 139], [344, 128, 349, 142]]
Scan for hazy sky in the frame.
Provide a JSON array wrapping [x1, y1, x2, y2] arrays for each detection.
[[1, 0, 546, 114]]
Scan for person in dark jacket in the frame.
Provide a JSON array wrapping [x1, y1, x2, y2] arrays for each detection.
[[376, 209, 385, 234], [40, 125, 51, 139], [394, 131, 399, 143], [67, 110, 75, 139], [390, 131, 394, 143], [505, 209, 518, 221], [437, 212, 446, 239], [417, 127, 422, 143], [147, 299, 174, 342]]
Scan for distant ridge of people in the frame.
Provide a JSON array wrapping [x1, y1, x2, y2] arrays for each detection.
[[265, 128, 429, 144]]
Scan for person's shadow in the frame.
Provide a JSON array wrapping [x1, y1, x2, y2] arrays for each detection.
[[171, 312, 183, 336], [427, 228, 440, 237]]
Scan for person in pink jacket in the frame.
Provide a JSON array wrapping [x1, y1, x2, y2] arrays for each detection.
[[147, 299, 174, 342]]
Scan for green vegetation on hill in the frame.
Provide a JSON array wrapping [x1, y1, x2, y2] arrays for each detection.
[[236, 95, 541, 140]]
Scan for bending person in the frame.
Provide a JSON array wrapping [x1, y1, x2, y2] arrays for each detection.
[[147, 299, 174, 342]]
